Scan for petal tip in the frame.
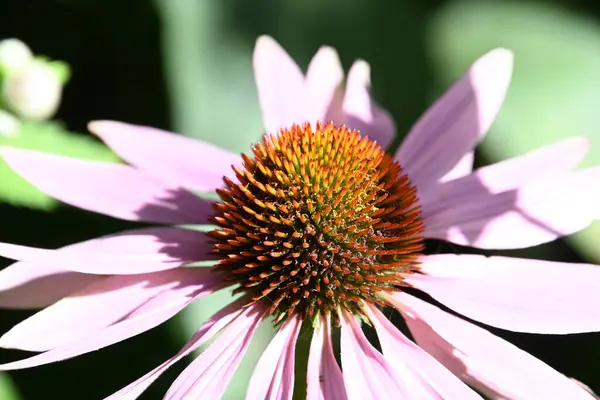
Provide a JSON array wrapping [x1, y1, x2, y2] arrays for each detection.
[[473, 47, 514, 82], [348, 59, 372, 85]]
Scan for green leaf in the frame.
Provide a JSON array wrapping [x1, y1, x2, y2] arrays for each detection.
[[0, 121, 118, 209], [429, 1, 600, 262]]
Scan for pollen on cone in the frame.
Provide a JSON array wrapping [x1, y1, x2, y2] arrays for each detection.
[[209, 122, 424, 322]]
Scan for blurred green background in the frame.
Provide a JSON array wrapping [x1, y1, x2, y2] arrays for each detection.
[[1, 0, 600, 398]]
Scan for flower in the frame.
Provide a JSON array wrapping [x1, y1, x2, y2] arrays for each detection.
[[0, 35, 599, 399]]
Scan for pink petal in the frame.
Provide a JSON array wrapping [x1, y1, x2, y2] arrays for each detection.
[[396, 48, 513, 189], [423, 166, 600, 249], [89, 120, 240, 192], [0, 263, 99, 309], [366, 304, 481, 399], [340, 310, 405, 400], [342, 60, 395, 149], [105, 299, 254, 400], [1, 147, 211, 224], [253, 36, 308, 134], [305, 46, 345, 125], [165, 303, 264, 400], [387, 292, 595, 400], [246, 315, 302, 400], [306, 315, 346, 400], [0, 269, 219, 371], [405, 254, 600, 334], [0, 227, 216, 275], [0, 268, 211, 352], [420, 137, 589, 217], [439, 152, 474, 183]]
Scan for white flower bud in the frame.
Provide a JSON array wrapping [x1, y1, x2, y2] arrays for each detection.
[[2, 59, 62, 120], [0, 39, 32, 75]]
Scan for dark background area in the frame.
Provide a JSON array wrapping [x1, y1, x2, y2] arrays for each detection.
[[0, 0, 599, 398]]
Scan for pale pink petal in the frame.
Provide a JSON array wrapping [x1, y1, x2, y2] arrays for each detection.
[[342, 60, 395, 149], [89, 120, 240, 192], [0, 268, 210, 351], [306, 315, 346, 400], [246, 315, 302, 400], [105, 299, 253, 400], [387, 292, 595, 400], [423, 166, 600, 249], [396, 48, 513, 189], [405, 254, 600, 334], [253, 36, 308, 134], [340, 311, 405, 400], [305, 46, 345, 125], [0, 147, 210, 224], [0, 269, 219, 370], [165, 304, 264, 400], [439, 152, 474, 183], [0, 263, 99, 309], [0, 227, 216, 275], [421, 137, 589, 216], [366, 304, 481, 399]]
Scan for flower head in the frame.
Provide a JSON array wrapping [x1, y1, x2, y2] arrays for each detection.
[[0, 36, 599, 399]]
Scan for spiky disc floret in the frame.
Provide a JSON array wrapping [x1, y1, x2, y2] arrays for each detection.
[[209, 122, 423, 323]]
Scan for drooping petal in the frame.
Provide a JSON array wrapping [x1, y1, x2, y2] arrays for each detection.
[[305, 46, 345, 125], [165, 303, 264, 400], [423, 166, 600, 249], [387, 292, 595, 400], [89, 121, 240, 192], [0, 262, 100, 309], [420, 137, 589, 216], [105, 299, 253, 400], [0, 227, 216, 275], [0, 269, 219, 364], [366, 304, 481, 399], [396, 48, 513, 189], [306, 315, 346, 400], [439, 152, 474, 183], [246, 315, 302, 400], [253, 36, 308, 134], [0, 268, 209, 351], [342, 60, 395, 149], [340, 311, 405, 400], [0, 147, 210, 224], [405, 254, 600, 334]]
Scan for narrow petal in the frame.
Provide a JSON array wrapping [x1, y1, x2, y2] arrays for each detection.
[[0, 227, 216, 275], [253, 36, 308, 134], [0, 269, 219, 370], [366, 304, 481, 399], [1, 147, 210, 224], [89, 120, 240, 192], [342, 60, 395, 149], [421, 137, 589, 215], [0, 269, 209, 351], [423, 166, 600, 249], [305, 46, 345, 124], [165, 303, 264, 400], [396, 48, 513, 189], [439, 152, 474, 183], [387, 292, 595, 400], [105, 299, 253, 400], [307, 315, 346, 400], [246, 315, 302, 400], [405, 254, 600, 334], [340, 311, 405, 400], [0, 263, 99, 309]]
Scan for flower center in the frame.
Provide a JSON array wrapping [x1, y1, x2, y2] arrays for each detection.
[[209, 122, 423, 323]]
